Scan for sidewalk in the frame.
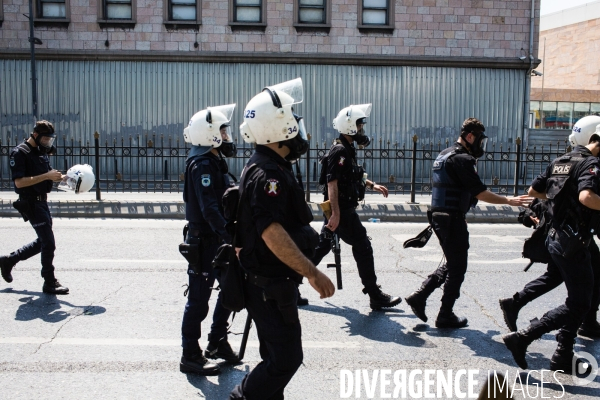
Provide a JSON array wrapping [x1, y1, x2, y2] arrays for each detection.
[[0, 191, 523, 223]]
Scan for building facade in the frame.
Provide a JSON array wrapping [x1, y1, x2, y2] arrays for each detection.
[[0, 0, 540, 148], [530, 1, 600, 130]]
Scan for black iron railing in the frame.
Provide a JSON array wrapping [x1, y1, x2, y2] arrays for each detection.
[[0, 133, 570, 200]]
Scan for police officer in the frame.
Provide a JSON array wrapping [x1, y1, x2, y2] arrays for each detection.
[[230, 78, 335, 399], [310, 104, 401, 310], [502, 119, 600, 373], [0, 121, 69, 295], [179, 104, 239, 375], [405, 118, 530, 328]]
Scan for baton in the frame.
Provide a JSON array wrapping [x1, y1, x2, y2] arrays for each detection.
[[238, 313, 253, 361], [327, 232, 343, 289], [523, 261, 534, 272]]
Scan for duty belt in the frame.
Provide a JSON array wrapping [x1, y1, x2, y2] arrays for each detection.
[[19, 194, 47, 202], [246, 271, 290, 289]]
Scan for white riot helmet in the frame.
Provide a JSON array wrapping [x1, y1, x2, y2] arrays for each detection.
[[569, 115, 600, 146], [183, 104, 237, 157], [57, 164, 95, 194], [332, 104, 372, 146], [239, 78, 309, 160]]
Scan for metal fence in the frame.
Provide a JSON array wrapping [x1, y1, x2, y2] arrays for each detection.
[[0, 133, 570, 200]]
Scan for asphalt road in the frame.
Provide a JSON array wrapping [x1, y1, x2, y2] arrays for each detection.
[[0, 218, 598, 400]]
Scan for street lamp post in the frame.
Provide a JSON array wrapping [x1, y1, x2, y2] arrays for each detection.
[[27, 0, 42, 123]]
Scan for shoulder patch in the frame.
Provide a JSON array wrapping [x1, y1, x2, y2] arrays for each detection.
[[590, 166, 600, 175], [264, 179, 281, 197], [201, 174, 211, 187], [10, 159, 15, 167], [338, 156, 345, 166]]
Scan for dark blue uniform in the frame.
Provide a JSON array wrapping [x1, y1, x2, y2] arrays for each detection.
[[422, 143, 487, 309], [230, 145, 316, 400], [181, 151, 232, 354], [6, 141, 57, 281], [312, 135, 378, 291], [527, 146, 600, 343]]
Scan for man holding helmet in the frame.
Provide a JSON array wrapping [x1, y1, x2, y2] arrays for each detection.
[[405, 118, 530, 328], [230, 78, 335, 399], [503, 116, 600, 374], [499, 116, 600, 340], [309, 103, 401, 310], [179, 104, 239, 376], [1, 120, 69, 294]]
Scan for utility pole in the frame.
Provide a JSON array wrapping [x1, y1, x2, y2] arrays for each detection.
[[27, 0, 42, 123]]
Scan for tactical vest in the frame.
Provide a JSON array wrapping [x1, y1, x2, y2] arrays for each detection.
[[183, 155, 229, 224], [545, 153, 588, 230], [321, 140, 366, 207], [431, 146, 472, 213]]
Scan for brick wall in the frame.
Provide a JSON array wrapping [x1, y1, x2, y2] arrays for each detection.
[[0, 0, 539, 59], [531, 18, 600, 92]]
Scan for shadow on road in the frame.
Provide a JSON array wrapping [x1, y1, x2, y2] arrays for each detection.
[[185, 364, 249, 400], [0, 288, 106, 323], [303, 303, 436, 348]]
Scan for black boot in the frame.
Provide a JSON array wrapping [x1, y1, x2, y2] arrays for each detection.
[[578, 311, 600, 338], [499, 292, 527, 332], [502, 318, 548, 369], [435, 303, 468, 329], [42, 279, 69, 295], [548, 332, 593, 374], [364, 285, 402, 310], [180, 350, 220, 375], [405, 281, 437, 323], [205, 339, 240, 363], [0, 255, 16, 283]]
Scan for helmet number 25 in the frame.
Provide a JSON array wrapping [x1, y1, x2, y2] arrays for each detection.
[[245, 110, 256, 119]]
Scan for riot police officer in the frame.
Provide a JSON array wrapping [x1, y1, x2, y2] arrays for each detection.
[[179, 104, 239, 375], [310, 104, 401, 310], [0, 121, 69, 295], [405, 118, 530, 328], [229, 78, 335, 400], [503, 119, 600, 373]]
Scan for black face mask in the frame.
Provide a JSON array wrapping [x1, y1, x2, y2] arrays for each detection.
[[461, 132, 488, 159], [354, 133, 371, 147], [219, 141, 237, 158], [282, 134, 309, 161], [31, 133, 56, 154]]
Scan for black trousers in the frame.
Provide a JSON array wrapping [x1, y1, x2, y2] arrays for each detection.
[[538, 229, 594, 342], [8, 201, 56, 281], [180, 235, 231, 353], [311, 208, 378, 291], [520, 240, 600, 319], [231, 279, 303, 400], [421, 211, 470, 307]]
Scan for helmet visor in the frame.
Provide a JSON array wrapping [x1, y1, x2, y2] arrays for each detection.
[[265, 77, 303, 106], [57, 176, 81, 193], [298, 118, 308, 141], [209, 103, 236, 123], [218, 125, 233, 144], [39, 135, 55, 148]]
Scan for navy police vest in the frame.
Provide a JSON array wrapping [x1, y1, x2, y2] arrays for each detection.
[[431, 146, 472, 213]]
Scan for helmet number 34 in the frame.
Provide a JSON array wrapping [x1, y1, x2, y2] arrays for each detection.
[[245, 110, 256, 118]]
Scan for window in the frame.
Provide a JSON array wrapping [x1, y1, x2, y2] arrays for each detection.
[[531, 101, 600, 130], [229, 0, 266, 28], [98, 0, 136, 27], [164, 0, 200, 27], [294, 0, 330, 30], [34, 0, 70, 25], [358, 0, 394, 31]]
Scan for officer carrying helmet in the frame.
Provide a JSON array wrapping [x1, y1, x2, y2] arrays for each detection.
[[179, 104, 239, 376], [1, 121, 70, 295], [503, 116, 600, 374], [308, 104, 402, 310], [405, 118, 530, 328], [499, 115, 600, 340], [230, 78, 335, 399]]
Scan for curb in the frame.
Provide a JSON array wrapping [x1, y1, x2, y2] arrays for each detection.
[[0, 199, 523, 223]]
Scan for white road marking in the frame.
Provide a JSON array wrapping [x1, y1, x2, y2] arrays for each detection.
[[81, 259, 186, 263], [414, 256, 528, 264], [0, 337, 361, 349]]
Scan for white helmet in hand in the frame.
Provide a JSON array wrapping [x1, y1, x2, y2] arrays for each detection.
[[183, 104, 237, 157], [57, 164, 95, 194], [239, 78, 309, 160], [332, 104, 372, 146], [569, 115, 600, 146]]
